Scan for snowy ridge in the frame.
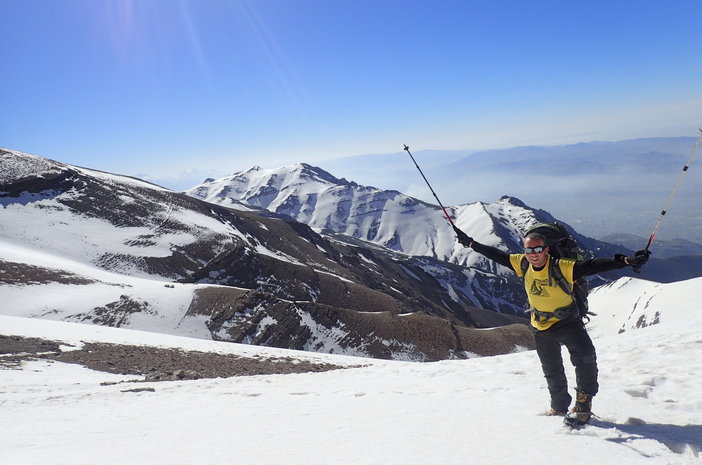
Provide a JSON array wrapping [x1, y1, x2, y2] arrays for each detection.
[[0, 148, 65, 184], [187, 163, 487, 260], [185, 164, 622, 271], [1, 148, 237, 278]]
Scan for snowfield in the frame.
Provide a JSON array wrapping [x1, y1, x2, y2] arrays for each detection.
[[1, 274, 701, 465]]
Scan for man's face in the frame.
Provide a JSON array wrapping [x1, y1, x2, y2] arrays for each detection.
[[523, 237, 549, 267]]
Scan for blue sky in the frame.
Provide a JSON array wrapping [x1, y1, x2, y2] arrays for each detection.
[[2, 0, 701, 188]]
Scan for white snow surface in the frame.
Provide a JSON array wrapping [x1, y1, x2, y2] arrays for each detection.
[[0, 239, 213, 338], [2, 274, 702, 464]]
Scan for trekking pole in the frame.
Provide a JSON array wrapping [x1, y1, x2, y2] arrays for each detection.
[[635, 127, 702, 272], [403, 144, 455, 226]]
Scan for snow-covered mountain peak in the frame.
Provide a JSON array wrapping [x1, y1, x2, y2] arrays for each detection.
[[187, 163, 357, 211], [243, 163, 351, 188], [497, 195, 529, 208], [188, 164, 446, 251]]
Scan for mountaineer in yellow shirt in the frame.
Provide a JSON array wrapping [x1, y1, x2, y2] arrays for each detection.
[[453, 225, 650, 428]]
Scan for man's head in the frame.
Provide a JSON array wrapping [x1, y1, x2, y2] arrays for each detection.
[[523, 232, 549, 267]]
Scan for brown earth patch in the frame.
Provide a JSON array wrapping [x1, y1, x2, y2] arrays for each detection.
[[0, 260, 97, 285], [0, 334, 348, 380]]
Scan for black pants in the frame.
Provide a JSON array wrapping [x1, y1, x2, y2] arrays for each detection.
[[533, 319, 598, 411]]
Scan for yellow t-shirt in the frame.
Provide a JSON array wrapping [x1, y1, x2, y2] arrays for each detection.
[[509, 254, 577, 330]]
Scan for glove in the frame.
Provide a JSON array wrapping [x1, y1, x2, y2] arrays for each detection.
[[452, 225, 473, 247], [628, 249, 651, 272]]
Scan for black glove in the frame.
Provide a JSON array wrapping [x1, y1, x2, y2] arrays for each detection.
[[629, 249, 651, 272], [452, 225, 473, 247]]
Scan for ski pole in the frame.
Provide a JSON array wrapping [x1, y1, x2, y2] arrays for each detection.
[[403, 144, 455, 226], [636, 127, 702, 272]]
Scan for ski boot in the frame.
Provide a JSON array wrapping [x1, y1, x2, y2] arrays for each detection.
[[564, 391, 592, 428]]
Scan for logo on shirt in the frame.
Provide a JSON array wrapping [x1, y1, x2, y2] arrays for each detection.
[[529, 279, 551, 297]]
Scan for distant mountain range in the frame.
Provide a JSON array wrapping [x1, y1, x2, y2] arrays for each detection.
[[601, 233, 702, 259], [317, 136, 702, 244]]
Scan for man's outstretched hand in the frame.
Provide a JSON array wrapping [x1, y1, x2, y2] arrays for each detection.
[[629, 249, 651, 272], [452, 225, 473, 247]]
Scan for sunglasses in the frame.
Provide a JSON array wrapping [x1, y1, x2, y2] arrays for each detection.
[[524, 246, 546, 254]]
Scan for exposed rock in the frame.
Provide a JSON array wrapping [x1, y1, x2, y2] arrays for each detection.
[[0, 335, 347, 379]]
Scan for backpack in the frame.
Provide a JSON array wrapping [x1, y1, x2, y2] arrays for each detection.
[[520, 222, 592, 323]]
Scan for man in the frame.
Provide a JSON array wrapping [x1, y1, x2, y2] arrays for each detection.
[[452, 225, 650, 427]]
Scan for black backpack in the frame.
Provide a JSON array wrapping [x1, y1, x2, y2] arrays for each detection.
[[520, 222, 592, 323]]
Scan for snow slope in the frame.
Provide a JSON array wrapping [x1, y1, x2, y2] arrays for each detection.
[[1, 276, 701, 465], [0, 239, 211, 338], [0, 236, 533, 361]]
